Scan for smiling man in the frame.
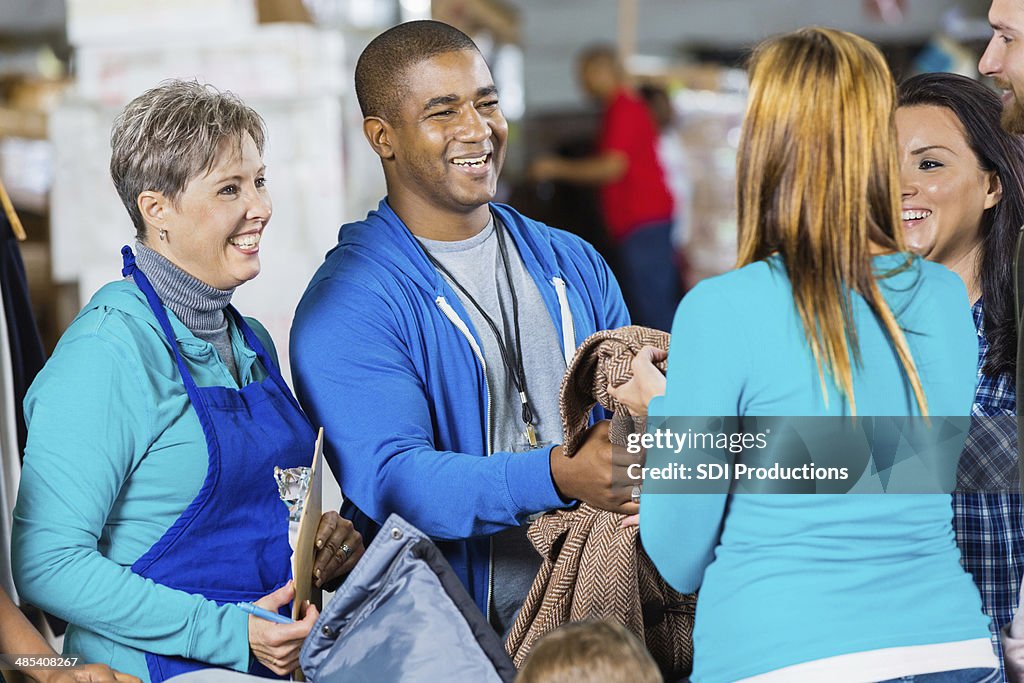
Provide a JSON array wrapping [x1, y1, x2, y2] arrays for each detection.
[[290, 20, 633, 634], [981, 0, 1024, 134]]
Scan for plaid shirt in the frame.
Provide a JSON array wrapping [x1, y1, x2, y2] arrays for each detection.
[[953, 299, 1020, 682]]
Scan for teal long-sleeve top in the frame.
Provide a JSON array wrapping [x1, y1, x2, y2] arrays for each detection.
[[12, 280, 278, 683], [639, 253, 993, 681]]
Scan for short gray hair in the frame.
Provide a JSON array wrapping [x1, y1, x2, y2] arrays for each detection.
[[109, 80, 266, 238]]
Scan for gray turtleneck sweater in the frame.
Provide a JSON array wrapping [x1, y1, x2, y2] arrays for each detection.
[[133, 242, 239, 384]]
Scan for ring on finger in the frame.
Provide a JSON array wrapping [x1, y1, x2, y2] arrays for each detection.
[[339, 543, 353, 561], [631, 485, 642, 505]]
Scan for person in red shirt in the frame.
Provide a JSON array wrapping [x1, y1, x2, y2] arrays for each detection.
[[531, 45, 678, 331]]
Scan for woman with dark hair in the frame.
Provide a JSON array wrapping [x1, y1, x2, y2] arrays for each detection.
[[610, 29, 997, 681], [897, 71, 1024, 679]]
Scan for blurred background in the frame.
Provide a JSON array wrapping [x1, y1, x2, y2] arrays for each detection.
[[0, 0, 997, 360]]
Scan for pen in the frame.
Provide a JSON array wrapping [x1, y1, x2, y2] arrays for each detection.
[[236, 602, 293, 625]]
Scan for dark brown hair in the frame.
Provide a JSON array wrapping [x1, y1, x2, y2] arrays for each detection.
[[899, 72, 1024, 378]]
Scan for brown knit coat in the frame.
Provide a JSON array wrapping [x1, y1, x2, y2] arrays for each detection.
[[505, 326, 695, 678]]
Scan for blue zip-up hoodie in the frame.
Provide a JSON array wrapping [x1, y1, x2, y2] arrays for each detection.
[[290, 199, 629, 615]]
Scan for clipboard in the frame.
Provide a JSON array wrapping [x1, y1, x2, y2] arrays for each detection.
[[292, 427, 324, 619]]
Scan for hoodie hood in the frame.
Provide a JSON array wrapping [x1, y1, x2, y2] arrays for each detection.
[[78, 278, 206, 348], [332, 199, 562, 298]]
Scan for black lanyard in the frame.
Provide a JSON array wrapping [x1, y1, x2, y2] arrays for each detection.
[[424, 215, 538, 447]]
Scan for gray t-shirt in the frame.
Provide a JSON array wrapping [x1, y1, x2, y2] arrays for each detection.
[[418, 215, 568, 635]]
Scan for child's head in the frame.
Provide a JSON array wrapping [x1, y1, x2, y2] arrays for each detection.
[[515, 620, 663, 683]]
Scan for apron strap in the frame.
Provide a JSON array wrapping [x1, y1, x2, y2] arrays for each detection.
[[121, 246, 204, 399], [122, 246, 306, 417], [225, 306, 305, 413], [226, 305, 276, 372]]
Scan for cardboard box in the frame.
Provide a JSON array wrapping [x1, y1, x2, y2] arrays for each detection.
[[65, 0, 258, 47], [73, 25, 345, 106]]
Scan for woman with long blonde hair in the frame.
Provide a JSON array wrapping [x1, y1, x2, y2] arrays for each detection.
[[611, 28, 997, 682]]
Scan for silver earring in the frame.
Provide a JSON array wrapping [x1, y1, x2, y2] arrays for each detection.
[[159, 229, 167, 241]]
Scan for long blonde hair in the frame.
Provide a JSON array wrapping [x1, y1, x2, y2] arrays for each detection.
[[737, 27, 927, 416]]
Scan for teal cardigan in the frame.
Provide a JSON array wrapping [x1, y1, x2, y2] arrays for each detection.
[[12, 280, 277, 682]]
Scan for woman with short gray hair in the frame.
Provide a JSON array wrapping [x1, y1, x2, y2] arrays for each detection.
[[11, 80, 364, 683]]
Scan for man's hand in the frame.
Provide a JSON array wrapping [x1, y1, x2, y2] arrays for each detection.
[[312, 512, 364, 589], [528, 152, 627, 185], [528, 156, 567, 183], [549, 420, 639, 515], [247, 582, 318, 676]]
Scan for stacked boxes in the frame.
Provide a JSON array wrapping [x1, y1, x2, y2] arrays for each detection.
[[672, 86, 747, 289], [72, 25, 345, 106], [65, 0, 259, 46]]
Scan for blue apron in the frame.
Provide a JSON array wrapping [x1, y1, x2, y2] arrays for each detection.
[[121, 246, 315, 683]]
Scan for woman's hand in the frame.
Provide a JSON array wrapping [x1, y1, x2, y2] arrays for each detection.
[[607, 346, 668, 418], [1, 588, 140, 683], [247, 581, 318, 676], [312, 512, 364, 589], [38, 664, 141, 683]]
